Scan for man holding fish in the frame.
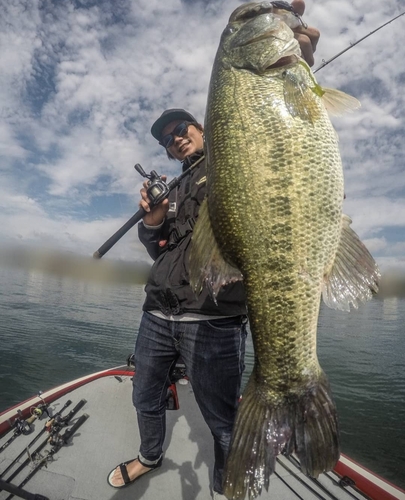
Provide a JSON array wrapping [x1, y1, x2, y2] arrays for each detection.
[[108, 1, 377, 499]]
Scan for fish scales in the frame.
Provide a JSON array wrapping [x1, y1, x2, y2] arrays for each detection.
[[206, 70, 343, 390], [189, 3, 380, 499]]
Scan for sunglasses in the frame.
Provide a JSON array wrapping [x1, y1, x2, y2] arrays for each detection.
[[160, 122, 191, 149]]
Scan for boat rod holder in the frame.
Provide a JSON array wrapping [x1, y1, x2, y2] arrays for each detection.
[[93, 155, 205, 259]]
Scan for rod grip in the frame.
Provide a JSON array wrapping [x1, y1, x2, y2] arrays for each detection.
[[55, 399, 72, 417], [25, 415, 37, 425], [62, 399, 87, 423], [93, 208, 146, 259], [61, 414, 89, 444]]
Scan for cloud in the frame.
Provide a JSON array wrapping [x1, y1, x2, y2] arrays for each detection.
[[1, 0, 404, 274]]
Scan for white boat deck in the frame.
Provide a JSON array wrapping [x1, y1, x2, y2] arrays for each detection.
[[0, 370, 384, 500]]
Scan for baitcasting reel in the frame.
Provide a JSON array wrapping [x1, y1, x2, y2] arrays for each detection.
[[134, 163, 170, 206]]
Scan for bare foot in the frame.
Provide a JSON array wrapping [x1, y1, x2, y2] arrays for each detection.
[[109, 459, 153, 487]]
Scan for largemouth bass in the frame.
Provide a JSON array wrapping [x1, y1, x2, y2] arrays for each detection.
[[190, 2, 380, 499]]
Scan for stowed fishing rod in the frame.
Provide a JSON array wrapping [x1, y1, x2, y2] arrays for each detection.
[[0, 399, 87, 500], [1, 392, 51, 443], [314, 10, 405, 73], [0, 407, 44, 455], [93, 155, 205, 259], [0, 399, 72, 480], [0, 399, 85, 486], [4, 413, 89, 500]]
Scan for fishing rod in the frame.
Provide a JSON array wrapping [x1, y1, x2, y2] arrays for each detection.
[[0, 399, 72, 479], [314, 10, 405, 73], [93, 155, 205, 259], [0, 479, 48, 500], [0, 409, 42, 454], [1, 393, 51, 442], [0, 399, 86, 485], [4, 413, 89, 500], [2, 412, 33, 440]]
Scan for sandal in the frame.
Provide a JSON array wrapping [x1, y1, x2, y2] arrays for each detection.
[[107, 457, 162, 489]]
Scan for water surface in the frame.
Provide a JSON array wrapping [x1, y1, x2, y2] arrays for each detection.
[[0, 268, 404, 489]]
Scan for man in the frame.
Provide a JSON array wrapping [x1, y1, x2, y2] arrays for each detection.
[[108, 2, 320, 498]]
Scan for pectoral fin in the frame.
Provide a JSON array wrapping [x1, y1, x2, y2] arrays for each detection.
[[321, 88, 361, 116], [322, 214, 380, 311], [285, 61, 360, 120], [189, 198, 243, 300]]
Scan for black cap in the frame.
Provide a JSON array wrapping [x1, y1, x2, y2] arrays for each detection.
[[151, 109, 197, 142]]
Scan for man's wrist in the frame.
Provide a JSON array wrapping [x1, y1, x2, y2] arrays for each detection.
[[142, 220, 164, 230]]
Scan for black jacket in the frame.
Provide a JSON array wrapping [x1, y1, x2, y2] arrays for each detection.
[[138, 152, 247, 317]]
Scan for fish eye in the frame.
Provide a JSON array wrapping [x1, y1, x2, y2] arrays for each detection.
[[225, 25, 240, 35]]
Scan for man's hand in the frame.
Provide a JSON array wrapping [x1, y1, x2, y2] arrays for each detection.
[[139, 177, 169, 226], [291, 0, 320, 67]]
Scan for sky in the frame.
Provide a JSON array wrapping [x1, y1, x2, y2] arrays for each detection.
[[1, 0, 405, 274]]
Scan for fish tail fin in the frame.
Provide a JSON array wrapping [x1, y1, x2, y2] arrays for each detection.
[[223, 371, 339, 500], [293, 371, 340, 476]]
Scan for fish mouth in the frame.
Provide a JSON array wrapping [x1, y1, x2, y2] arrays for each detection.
[[230, 16, 301, 70], [254, 35, 301, 71], [238, 32, 274, 48], [231, 22, 283, 49], [267, 54, 298, 69]]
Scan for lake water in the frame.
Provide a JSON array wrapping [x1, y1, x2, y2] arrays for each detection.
[[0, 267, 404, 489]]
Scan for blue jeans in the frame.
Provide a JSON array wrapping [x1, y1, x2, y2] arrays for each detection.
[[133, 311, 247, 494]]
